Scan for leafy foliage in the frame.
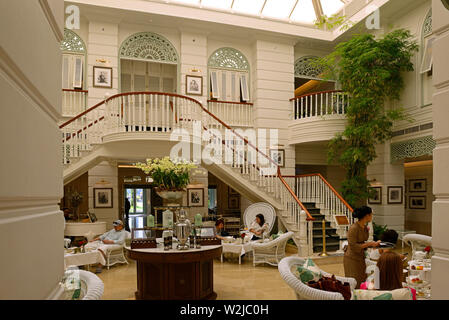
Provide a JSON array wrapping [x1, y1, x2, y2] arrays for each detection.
[[318, 29, 418, 207], [315, 14, 354, 31], [373, 222, 388, 241], [135, 157, 197, 190]]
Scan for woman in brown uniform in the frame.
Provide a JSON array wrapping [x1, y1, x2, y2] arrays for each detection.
[[344, 206, 380, 288]]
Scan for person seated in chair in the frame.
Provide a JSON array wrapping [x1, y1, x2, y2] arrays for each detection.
[[85, 220, 127, 273], [214, 219, 229, 240], [249, 214, 269, 241]]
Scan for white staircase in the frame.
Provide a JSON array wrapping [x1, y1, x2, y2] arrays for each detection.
[[60, 92, 352, 256]]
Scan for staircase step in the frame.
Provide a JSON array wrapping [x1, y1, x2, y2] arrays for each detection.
[[308, 208, 322, 214], [312, 229, 338, 236], [313, 244, 340, 252], [312, 220, 331, 228], [302, 202, 316, 209]]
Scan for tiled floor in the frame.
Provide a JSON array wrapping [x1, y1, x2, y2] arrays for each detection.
[[95, 247, 411, 300]]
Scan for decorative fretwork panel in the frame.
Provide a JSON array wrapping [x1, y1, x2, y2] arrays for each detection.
[[208, 47, 249, 71], [119, 32, 178, 63], [423, 9, 432, 37], [61, 29, 86, 53], [294, 55, 323, 79], [391, 136, 435, 162]]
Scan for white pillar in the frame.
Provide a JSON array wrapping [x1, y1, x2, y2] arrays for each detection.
[[299, 210, 309, 257], [431, 0, 449, 300]]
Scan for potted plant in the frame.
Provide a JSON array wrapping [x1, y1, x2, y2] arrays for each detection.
[[69, 191, 84, 221], [373, 222, 388, 241], [135, 157, 197, 200]]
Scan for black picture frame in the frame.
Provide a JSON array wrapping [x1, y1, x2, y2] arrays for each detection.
[[93, 66, 113, 88], [270, 149, 285, 168], [387, 186, 403, 205], [409, 196, 426, 209], [228, 195, 240, 209], [93, 188, 113, 208], [409, 179, 427, 192], [185, 75, 203, 96], [187, 188, 204, 207], [368, 186, 382, 205]]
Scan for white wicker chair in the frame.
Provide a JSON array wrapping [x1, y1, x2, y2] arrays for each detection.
[[252, 232, 294, 266], [402, 234, 432, 260], [244, 202, 276, 236], [105, 231, 131, 269], [278, 256, 357, 300], [78, 270, 104, 300]]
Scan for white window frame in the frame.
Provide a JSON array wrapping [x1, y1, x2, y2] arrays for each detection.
[[240, 73, 249, 102], [420, 37, 434, 74], [62, 53, 85, 89], [209, 68, 250, 102], [210, 70, 220, 99]]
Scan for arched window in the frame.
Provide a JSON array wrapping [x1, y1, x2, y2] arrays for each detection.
[[208, 47, 250, 102], [119, 32, 179, 93], [294, 56, 323, 80], [420, 9, 433, 106], [61, 28, 86, 89]]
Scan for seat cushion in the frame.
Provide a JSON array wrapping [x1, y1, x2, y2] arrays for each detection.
[[294, 258, 322, 283], [352, 288, 413, 300]]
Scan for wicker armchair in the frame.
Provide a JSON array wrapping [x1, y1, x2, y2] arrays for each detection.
[[402, 234, 432, 260], [252, 232, 294, 266], [278, 256, 357, 300], [78, 270, 104, 300], [105, 231, 131, 269]]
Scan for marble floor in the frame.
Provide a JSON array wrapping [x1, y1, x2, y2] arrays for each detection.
[[95, 253, 344, 300], [95, 247, 411, 300]]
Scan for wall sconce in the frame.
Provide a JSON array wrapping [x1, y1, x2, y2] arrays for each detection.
[[190, 67, 201, 73], [96, 58, 109, 64]]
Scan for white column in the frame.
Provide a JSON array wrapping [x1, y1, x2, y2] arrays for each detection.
[[252, 40, 295, 176], [367, 143, 405, 231], [0, 0, 64, 299], [431, 0, 449, 300]]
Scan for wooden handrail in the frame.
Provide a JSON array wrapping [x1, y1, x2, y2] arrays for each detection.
[[63, 89, 88, 93], [289, 90, 343, 102], [207, 100, 253, 106], [285, 173, 353, 213], [60, 91, 313, 220]]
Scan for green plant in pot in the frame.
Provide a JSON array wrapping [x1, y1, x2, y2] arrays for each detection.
[[373, 222, 388, 241], [135, 157, 197, 201]]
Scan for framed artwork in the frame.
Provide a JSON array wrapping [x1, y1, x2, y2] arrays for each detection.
[[387, 186, 403, 204], [409, 179, 427, 192], [270, 149, 285, 168], [228, 186, 239, 195], [368, 186, 382, 205], [409, 196, 426, 209], [93, 188, 113, 208], [187, 188, 204, 207], [185, 75, 203, 96], [228, 195, 240, 209], [93, 66, 113, 88], [88, 211, 98, 223]]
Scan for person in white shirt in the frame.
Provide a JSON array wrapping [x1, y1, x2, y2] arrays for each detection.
[[249, 214, 269, 240], [85, 220, 127, 273]]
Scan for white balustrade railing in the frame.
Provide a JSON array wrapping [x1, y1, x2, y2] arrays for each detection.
[[207, 100, 253, 128], [62, 89, 88, 116], [295, 174, 353, 234], [290, 90, 349, 120], [61, 91, 316, 256]]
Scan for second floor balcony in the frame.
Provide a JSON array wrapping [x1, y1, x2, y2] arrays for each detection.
[[289, 90, 349, 145]]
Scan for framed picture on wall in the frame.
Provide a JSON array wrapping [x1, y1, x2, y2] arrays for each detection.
[[270, 149, 285, 168], [187, 188, 204, 207], [368, 186, 382, 205], [409, 196, 426, 209], [409, 179, 427, 192], [93, 188, 113, 208], [228, 195, 240, 209], [93, 66, 113, 88], [185, 75, 203, 96], [387, 186, 403, 204]]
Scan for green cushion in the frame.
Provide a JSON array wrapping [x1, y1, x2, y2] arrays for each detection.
[[295, 258, 321, 283], [373, 293, 393, 300]]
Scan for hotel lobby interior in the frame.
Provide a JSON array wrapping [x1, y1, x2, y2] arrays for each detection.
[[1, 0, 449, 302]]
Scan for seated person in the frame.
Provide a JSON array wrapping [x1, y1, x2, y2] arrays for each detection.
[[249, 214, 269, 241], [361, 251, 416, 299], [85, 220, 127, 273], [369, 229, 405, 261], [214, 219, 229, 240]]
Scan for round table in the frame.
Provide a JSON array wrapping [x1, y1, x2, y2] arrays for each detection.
[[126, 244, 222, 300]]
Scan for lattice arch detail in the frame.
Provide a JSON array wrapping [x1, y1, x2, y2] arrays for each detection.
[[61, 28, 86, 53], [295, 55, 323, 79], [208, 47, 250, 71], [423, 9, 432, 38], [390, 136, 436, 162], [119, 32, 178, 63]]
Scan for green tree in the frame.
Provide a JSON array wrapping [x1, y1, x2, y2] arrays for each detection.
[[319, 29, 418, 207]]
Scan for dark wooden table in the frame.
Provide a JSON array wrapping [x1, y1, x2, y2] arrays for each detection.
[[126, 244, 222, 300]]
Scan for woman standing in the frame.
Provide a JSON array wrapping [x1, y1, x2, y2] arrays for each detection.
[[344, 206, 380, 288]]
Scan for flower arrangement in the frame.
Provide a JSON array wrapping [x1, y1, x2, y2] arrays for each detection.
[[424, 246, 433, 258], [135, 157, 197, 191], [69, 191, 84, 221]]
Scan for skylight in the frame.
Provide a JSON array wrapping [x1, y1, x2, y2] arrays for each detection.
[[169, 0, 349, 25]]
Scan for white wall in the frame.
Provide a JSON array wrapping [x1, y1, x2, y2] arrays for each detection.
[[0, 0, 64, 299]]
